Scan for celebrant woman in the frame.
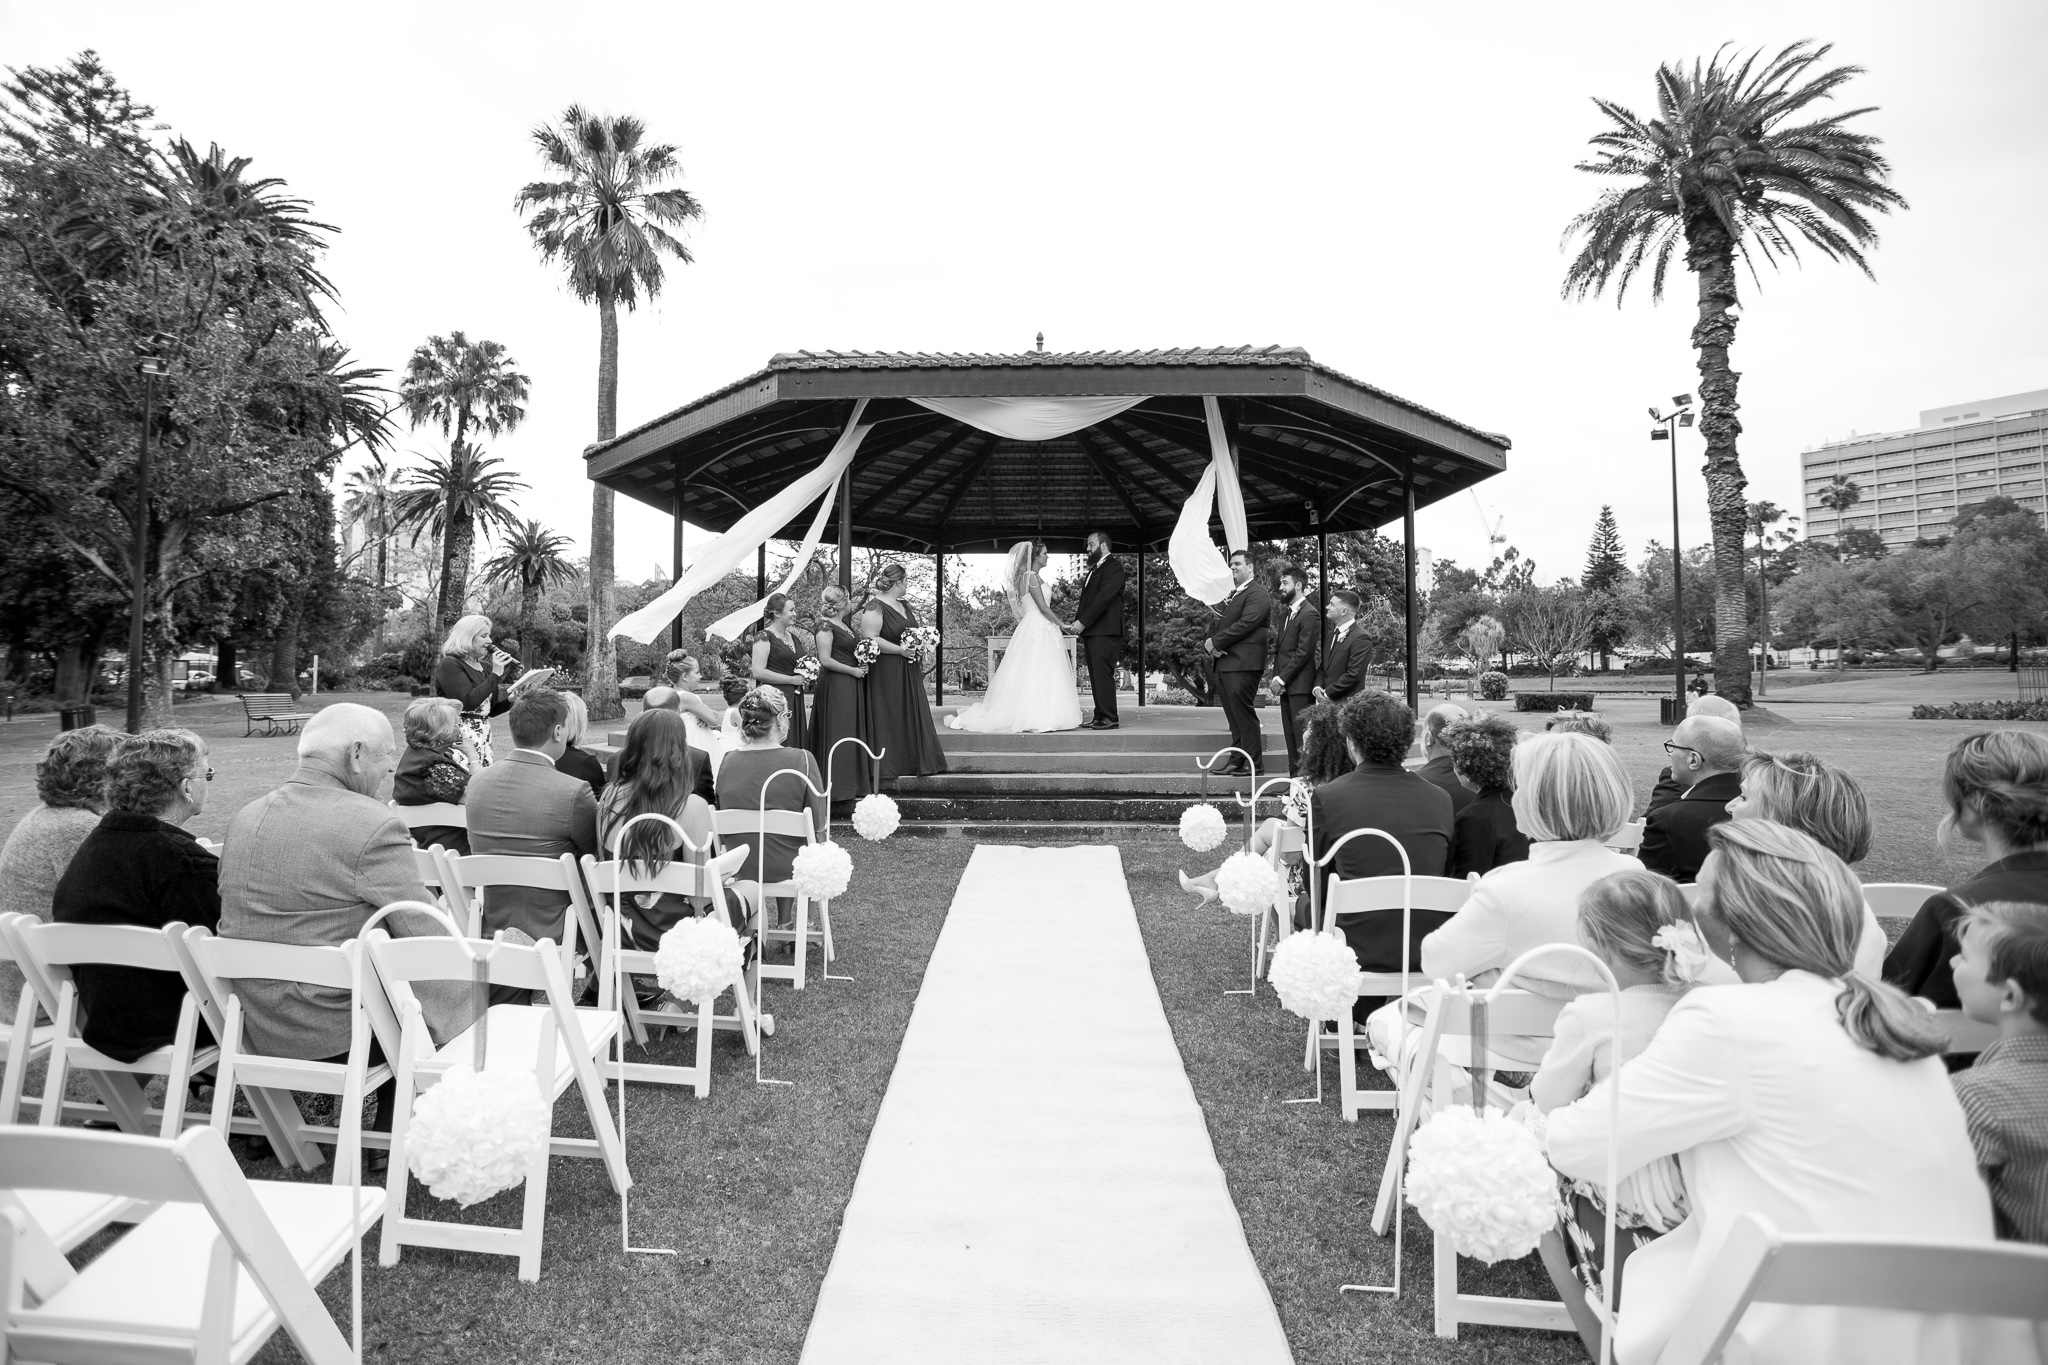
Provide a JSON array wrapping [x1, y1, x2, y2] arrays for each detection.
[[433, 613, 516, 766], [858, 561, 947, 781], [748, 592, 811, 751], [811, 583, 876, 809]]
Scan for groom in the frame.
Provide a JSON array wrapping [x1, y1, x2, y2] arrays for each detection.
[[1064, 529, 1127, 730]]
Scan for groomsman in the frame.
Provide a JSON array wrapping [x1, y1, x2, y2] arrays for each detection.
[[1067, 529, 1127, 730], [1267, 563, 1321, 777], [1204, 550, 1271, 778], [1315, 590, 1371, 705]]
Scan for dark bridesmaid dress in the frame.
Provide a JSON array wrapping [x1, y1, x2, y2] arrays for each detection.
[[760, 627, 811, 751], [866, 598, 948, 781], [810, 617, 877, 801]]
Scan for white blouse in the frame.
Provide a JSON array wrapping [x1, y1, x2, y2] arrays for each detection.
[[1419, 839, 1643, 997], [1546, 971, 2021, 1365]]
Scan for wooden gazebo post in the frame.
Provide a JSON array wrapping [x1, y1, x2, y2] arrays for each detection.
[[934, 547, 945, 706], [670, 463, 686, 652], [837, 468, 853, 594], [1403, 464, 1420, 715], [1135, 544, 1147, 708]]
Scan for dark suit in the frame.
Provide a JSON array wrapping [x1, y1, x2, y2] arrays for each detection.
[[1645, 765, 1683, 814], [464, 750, 600, 944], [1209, 579, 1272, 772], [1884, 850, 2048, 1009], [1449, 788, 1530, 878], [1638, 771, 1740, 884], [1074, 554, 1127, 725], [1271, 597, 1321, 775], [1309, 765, 1454, 1020], [1317, 620, 1371, 703], [1415, 755, 1477, 816]]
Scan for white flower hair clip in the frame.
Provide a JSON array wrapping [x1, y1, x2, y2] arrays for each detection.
[[1653, 921, 1713, 985]]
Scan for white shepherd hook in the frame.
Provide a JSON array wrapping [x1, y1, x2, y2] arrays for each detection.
[[1223, 775, 1296, 996], [823, 735, 888, 819], [763, 764, 851, 985]]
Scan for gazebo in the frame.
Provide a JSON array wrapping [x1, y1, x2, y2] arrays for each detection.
[[585, 346, 1510, 710]]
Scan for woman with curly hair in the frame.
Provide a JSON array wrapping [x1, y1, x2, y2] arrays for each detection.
[[392, 697, 473, 855], [1179, 702, 1354, 910], [1444, 713, 1531, 877], [0, 724, 120, 1010]]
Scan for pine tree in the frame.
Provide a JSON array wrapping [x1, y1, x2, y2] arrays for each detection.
[[1584, 506, 1627, 592]]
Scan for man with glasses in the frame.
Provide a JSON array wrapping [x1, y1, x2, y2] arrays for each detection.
[[1646, 694, 1743, 813], [1640, 715, 1746, 882]]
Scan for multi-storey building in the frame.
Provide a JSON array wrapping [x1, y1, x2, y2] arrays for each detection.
[[1801, 387, 2048, 548]]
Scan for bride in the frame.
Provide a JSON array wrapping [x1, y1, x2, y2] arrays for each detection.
[[946, 541, 1083, 734]]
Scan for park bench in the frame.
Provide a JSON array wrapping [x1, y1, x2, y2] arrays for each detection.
[[238, 692, 314, 737]]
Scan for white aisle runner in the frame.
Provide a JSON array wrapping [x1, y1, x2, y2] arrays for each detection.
[[800, 845, 1293, 1365]]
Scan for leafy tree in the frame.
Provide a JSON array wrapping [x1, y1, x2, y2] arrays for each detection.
[[1951, 498, 2048, 669], [481, 519, 577, 662], [390, 447, 525, 639], [1583, 506, 1632, 668], [397, 332, 529, 638], [1634, 542, 1718, 659], [1457, 614, 1506, 673], [1563, 42, 1906, 706], [517, 107, 703, 722], [1747, 499, 1795, 659], [1774, 556, 1894, 668], [1870, 546, 1978, 671]]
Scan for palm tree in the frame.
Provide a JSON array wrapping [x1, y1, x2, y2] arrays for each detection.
[[1562, 42, 1905, 706], [341, 451, 399, 649], [516, 107, 704, 721], [390, 448, 527, 639], [481, 519, 578, 662], [397, 333, 531, 637]]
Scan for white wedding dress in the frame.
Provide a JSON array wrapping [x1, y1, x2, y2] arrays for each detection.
[[947, 571, 1083, 734]]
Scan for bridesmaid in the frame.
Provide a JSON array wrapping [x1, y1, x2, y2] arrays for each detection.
[[748, 593, 811, 751], [810, 584, 877, 811], [858, 561, 949, 781]]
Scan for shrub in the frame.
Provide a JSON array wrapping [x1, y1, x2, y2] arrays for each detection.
[[1514, 691, 1595, 713], [1151, 687, 1199, 706], [1910, 699, 2048, 721], [1478, 671, 1510, 701]]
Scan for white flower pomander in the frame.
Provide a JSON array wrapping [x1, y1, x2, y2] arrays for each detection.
[[654, 915, 744, 1005], [406, 1065, 553, 1206], [1268, 931, 1362, 1021], [1179, 803, 1228, 852], [791, 839, 854, 901], [1214, 850, 1285, 917], [851, 792, 901, 841], [1405, 1106, 1559, 1264]]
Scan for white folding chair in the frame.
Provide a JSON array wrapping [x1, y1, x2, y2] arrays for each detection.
[[439, 851, 600, 981], [174, 928, 401, 1172], [0, 913, 60, 1125], [388, 800, 467, 833], [1257, 824, 1308, 983], [1605, 820, 1645, 855], [7, 920, 218, 1140], [0, 1125, 382, 1364], [366, 920, 629, 1282], [581, 842, 763, 1096], [1862, 881, 1946, 918], [1658, 1212, 2048, 1365], [1223, 776, 1297, 997], [716, 767, 837, 989]]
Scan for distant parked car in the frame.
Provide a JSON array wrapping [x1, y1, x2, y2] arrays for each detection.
[[619, 675, 653, 699]]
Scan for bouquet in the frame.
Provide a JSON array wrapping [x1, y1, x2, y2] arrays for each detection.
[[853, 637, 880, 667], [793, 655, 821, 690], [900, 626, 941, 664]]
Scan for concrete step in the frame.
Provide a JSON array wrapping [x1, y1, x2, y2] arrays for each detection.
[[890, 794, 1239, 824], [941, 750, 1269, 775], [936, 727, 1282, 754], [896, 771, 1284, 797]]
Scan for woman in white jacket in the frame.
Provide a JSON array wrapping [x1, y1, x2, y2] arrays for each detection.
[[1547, 819, 2019, 1365]]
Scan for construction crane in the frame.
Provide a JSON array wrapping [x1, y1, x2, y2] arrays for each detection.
[[1468, 489, 1506, 546]]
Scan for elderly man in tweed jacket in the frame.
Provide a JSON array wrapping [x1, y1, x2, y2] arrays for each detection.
[[218, 703, 471, 1066]]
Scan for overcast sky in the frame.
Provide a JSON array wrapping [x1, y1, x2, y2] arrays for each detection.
[[8, 0, 2044, 591]]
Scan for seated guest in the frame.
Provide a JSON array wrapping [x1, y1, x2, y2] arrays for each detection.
[[1548, 820, 2004, 1365], [0, 725, 118, 1013], [1638, 715, 1743, 883], [1726, 750, 1887, 976], [220, 704, 467, 1138], [604, 686, 717, 798], [1645, 693, 1741, 813], [1950, 901, 2048, 1244], [554, 689, 607, 800], [464, 688, 598, 946], [1415, 703, 1476, 816], [1443, 712, 1530, 877], [716, 687, 828, 923], [1311, 693, 1455, 1013], [391, 696, 472, 855], [1544, 711, 1612, 743], [1180, 702, 1352, 913], [51, 730, 220, 1063], [1887, 729, 2048, 1008], [595, 708, 718, 950]]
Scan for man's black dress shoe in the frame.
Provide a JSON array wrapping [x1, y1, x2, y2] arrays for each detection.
[[1094, 719, 1119, 730]]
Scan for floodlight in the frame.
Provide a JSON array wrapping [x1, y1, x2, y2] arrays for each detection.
[[1678, 412, 1694, 427], [1673, 393, 1694, 408], [1648, 406, 1662, 421], [1650, 428, 1670, 441]]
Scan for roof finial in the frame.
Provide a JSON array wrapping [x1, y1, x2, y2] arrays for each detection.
[[1035, 331, 1044, 353]]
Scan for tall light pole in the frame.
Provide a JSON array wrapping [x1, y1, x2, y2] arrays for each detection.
[[126, 336, 174, 734], [1649, 395, 1695, 721]]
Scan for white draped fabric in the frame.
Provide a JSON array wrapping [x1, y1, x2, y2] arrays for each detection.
[[909, 394, 1145, 441], [610, 400, 873, 645], [1166, 396, 1250, 605]]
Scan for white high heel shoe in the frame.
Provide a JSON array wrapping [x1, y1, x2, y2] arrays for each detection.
[[1178, 869, 1220, 908]]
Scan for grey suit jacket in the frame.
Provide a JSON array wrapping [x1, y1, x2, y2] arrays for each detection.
[[463, 750, 599, 944], [218, 762, 470, 1059]]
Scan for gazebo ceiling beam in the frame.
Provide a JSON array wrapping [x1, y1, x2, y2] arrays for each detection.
[[892, 439, 994, 520], [1096, 422, 1198, 496], [932, 445, 1001, 525], [1077, 434, 1153, 529], [852, 424, 979, 518], [695, 471, 755, 513], [717, 413, 952, 500], [1111, 409, 1329, 503], [1325, 470, 1395, 522]]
